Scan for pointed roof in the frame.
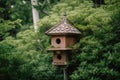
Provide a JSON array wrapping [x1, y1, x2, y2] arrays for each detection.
[[45, 13, 81, 36]]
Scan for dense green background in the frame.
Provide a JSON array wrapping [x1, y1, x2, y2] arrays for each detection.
[[0, 0, 120, 80]]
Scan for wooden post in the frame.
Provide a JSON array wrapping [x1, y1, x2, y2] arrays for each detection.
[[63, 68, 67, 80]]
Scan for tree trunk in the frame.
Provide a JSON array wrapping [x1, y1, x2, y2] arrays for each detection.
[[31, 0, 39, 32]]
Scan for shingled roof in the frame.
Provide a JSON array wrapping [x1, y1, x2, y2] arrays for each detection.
[[45, 14, 81, 35]]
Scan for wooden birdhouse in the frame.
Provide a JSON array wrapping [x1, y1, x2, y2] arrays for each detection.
[[45, 14, 81, 66]]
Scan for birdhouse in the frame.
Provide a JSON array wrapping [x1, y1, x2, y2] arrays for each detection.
[[45, 14, 81, 66]]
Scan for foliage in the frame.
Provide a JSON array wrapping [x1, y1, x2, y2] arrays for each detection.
[[10, 0, 32, 24], [0, 19, 22, 41], [0, 0, 120, 80]]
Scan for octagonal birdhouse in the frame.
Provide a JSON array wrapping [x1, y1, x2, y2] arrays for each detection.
[[45, 14, 81, 66]]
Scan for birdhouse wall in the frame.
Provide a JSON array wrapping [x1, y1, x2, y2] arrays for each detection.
[[51, 36, 77, 48], [51, 36, 66, 48], [66, 36, 76, 47], [53, 51, 67, 65]]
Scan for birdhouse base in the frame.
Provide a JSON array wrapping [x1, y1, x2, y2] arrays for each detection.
[[53, 62, 67, 66]]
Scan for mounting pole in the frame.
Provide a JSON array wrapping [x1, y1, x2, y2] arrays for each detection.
[[63, 68, 67, 80]]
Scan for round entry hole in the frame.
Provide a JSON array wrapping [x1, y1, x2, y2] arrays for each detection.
[[57, 54, 62, 60], [56, 38, 61, 44]]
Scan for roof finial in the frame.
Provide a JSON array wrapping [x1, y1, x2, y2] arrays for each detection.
[[62, 12, 67, 22], [64, 12, 67, 16]]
